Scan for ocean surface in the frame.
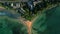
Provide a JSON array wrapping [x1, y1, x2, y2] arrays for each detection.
[[45, 5, 60, 34], [0, 5, 60, 34], [32, 5, 60, 34]]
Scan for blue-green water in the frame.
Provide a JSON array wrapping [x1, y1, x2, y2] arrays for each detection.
[[46, 5, 60, 34], [32, 5, 60, 34], [0, 10, 28, 34], [0, 5, 60, 34], [0, 17, 28, 34]]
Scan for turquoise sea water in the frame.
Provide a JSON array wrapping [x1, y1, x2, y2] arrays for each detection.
[[45, 5, 60, 34], [32, 5, 60, 34], [0, 5, 60, 34]]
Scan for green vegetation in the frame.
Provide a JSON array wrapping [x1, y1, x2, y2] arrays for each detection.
[[0, 0, 59, 21], [22, 1, 59, 21]]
